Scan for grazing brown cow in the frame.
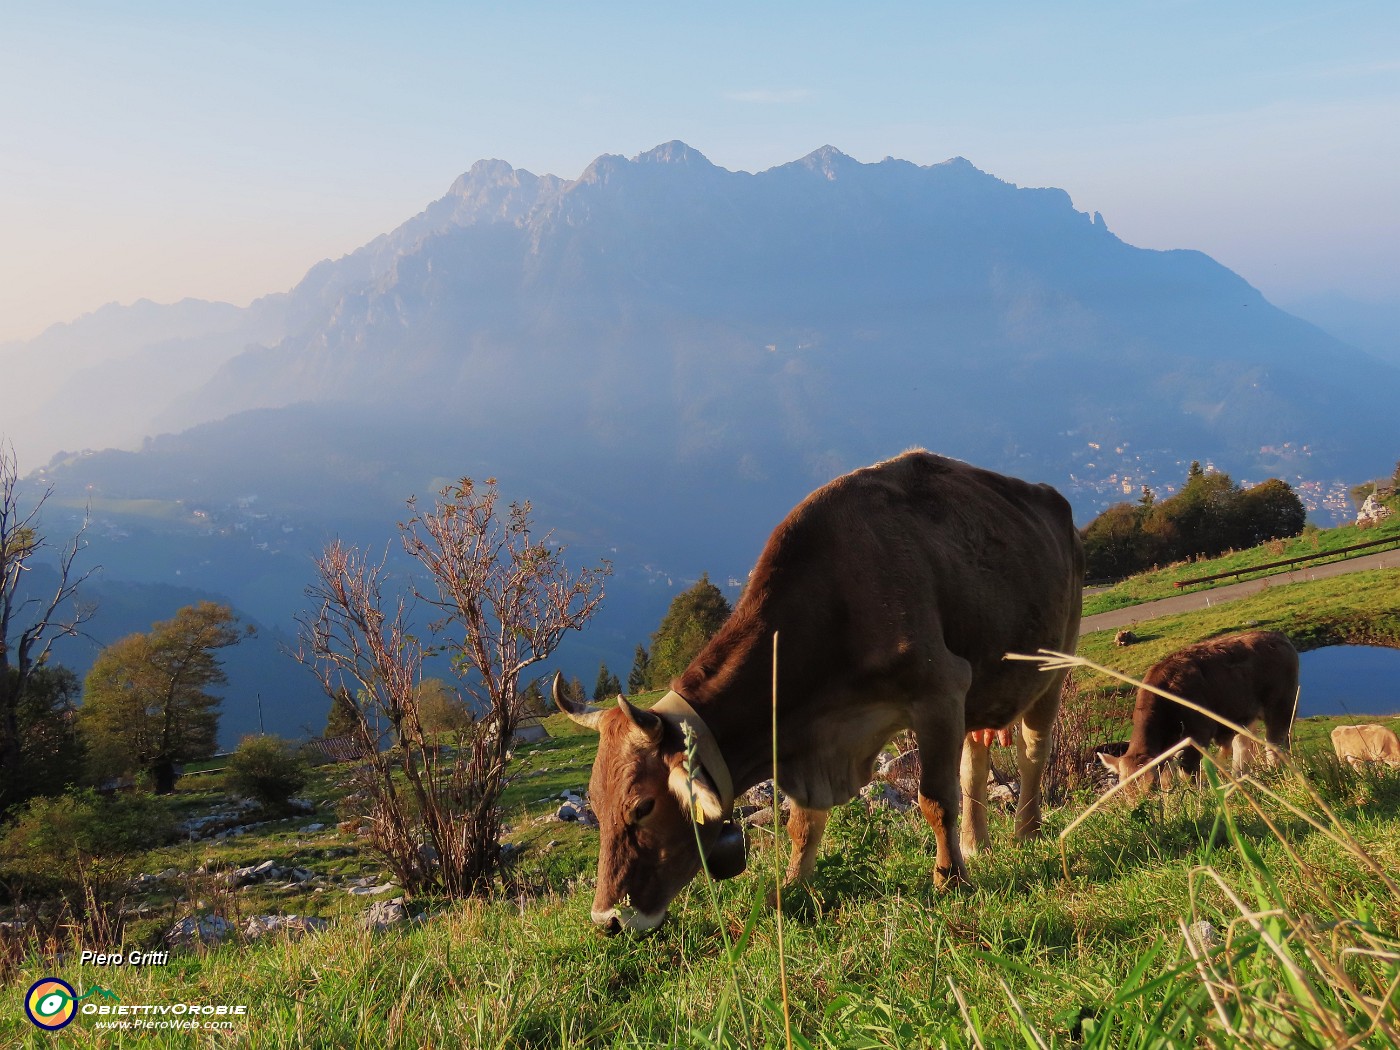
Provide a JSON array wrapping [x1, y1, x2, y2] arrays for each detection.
[[556, 450, 1083, 932], [1098, 630, 1298, 790], [1331, 724, 1400, 767]]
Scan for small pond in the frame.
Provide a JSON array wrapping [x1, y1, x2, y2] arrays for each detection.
[[1297, 645, 1400, 718]]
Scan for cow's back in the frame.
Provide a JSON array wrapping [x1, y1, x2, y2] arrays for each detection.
[[1133, 631, 1298, 753], [722, 450, 1083, 734]]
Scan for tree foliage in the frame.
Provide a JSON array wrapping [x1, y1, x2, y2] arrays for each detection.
[[81, 601, 250, 793], [323, 688, 361, 738], [11, 664, 85, 802], [1082, 465, 1308, 580], [592, 662, 622, 701], [646, 573, 732, 688], [627, 643, 650, 694], [416, 677, 474, 736]]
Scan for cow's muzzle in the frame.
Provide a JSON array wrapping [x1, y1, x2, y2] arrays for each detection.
[[703, 820, 747, 881], [593, 906, 667, 935]]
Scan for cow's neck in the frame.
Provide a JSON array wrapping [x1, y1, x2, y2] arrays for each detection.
[[672, 615, 794, 798], [651, 690, 734, 810]]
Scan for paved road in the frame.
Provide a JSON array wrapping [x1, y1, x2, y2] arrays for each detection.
[[1081, 548, 1400, 635]]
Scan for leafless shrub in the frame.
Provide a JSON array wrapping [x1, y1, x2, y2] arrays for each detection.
[[297, 478, 608, 898], [1041, 674, 1129, 806]]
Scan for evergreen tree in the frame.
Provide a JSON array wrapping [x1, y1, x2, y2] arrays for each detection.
[[10, 664, 84, 802], [592, 663, 622, 701], [323, 688, 361, 738], [647, 573, 732, 688], [81, 602, 250, 793], [627, 644, 650, 694], [519, 678, 548, 718]]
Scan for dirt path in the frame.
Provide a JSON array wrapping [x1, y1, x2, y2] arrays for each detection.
[[1080, 548, 1400, 635]]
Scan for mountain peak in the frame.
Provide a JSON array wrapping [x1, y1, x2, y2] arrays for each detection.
[[764, 144, 859, 181], [634, 140, 715, 168], [448, 158, 535, 197]]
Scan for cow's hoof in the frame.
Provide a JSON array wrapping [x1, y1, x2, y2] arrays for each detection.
[[934, 864, 969, 891]]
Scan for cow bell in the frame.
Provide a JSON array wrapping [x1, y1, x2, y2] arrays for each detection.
[[703, 820, 747, 880]]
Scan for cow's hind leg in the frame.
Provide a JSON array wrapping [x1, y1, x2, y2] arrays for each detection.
[[1013, 668, 1066, 841], [960, 734, 992, 855], [914, 655, 973, 888]]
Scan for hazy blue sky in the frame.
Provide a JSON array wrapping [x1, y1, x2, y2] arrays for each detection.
[[2, 1, 1397, 343]]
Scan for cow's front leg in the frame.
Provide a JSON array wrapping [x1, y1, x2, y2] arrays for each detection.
[[783, 805, 828, 886], [767, 805, 829, 906]]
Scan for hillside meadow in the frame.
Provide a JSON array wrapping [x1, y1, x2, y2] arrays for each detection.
[[1083, 514, 1400, 616], [5, 569, 1400, 1047]]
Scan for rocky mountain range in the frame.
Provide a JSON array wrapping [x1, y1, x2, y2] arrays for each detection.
[[7, 141, 1399, 744]]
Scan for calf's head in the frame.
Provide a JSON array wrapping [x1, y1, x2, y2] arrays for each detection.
[[1097, 748, 1175, 796], [553, 676, 745, 933]]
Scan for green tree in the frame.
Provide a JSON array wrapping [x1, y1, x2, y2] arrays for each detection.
[[1081, 466, 1307, 579], [10, 664, 85, 802], [1081, 502, 1152, 580], [81, 602, 251, 793], [519, 678, 548, 719], [323, 688, 361, 738], [416, 677, 473, 736], [626, 644, 650, 694], [592, 662, 622, 701], [647, 573, 732, 688], [1235, 478, 1307, 547]]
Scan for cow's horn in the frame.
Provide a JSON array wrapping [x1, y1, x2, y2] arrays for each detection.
[[552, 673, 604, 730], [616, 694, 664, 742]]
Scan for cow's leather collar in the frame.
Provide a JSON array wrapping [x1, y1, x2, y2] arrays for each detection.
[[651, 690, 735, 812]]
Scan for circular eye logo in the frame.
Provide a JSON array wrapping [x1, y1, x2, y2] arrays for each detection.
[[25, 978, 78, 1030]]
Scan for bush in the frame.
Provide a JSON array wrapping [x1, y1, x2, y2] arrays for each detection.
[[0, 789, 175, 901], [226, 735, 309, 810]]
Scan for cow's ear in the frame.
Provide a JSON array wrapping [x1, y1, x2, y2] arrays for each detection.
[[666, 760, 725, 824], [617, 695, 664, 743], [1097, 751, 1121, 776]]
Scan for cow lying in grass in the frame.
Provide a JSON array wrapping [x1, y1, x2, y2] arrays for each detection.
[[1098, 630, 1299, 792]]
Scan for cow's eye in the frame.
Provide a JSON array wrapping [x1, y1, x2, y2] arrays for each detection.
[[630, 797, 655, 824]]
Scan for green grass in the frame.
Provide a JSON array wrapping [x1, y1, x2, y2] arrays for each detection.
[[6, 582, 1400, 1046], [7, 762, 1400, 1047], [1084, 516, 1400, 616]]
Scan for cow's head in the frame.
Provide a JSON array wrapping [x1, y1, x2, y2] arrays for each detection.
[[553, 675, 745, 933], [1097, 749, 1173, 795]]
